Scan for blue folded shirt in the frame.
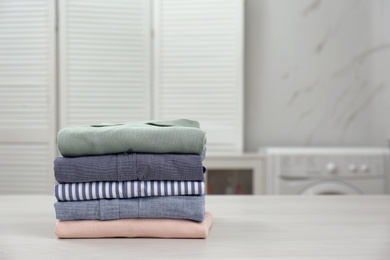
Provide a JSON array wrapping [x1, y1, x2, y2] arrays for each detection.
[[54, 152, 206, 184], [54, 195, 205, 222]]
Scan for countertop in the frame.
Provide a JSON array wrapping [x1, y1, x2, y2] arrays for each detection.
[[1, 195, 390, 259]]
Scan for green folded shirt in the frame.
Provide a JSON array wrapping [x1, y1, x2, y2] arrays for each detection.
[[57, 119, 206, 157]]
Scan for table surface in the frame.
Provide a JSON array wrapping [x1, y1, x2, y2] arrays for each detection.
[[1, 195, 390, 260]]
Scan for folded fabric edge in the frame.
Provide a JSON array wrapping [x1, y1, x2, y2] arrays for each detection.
[[55, 212, 213, 239], [55, 181, 205, 202]]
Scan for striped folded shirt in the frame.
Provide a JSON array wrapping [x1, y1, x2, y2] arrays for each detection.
[[55, 181, 205, 202]]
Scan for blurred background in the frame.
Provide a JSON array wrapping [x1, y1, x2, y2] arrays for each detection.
[[1, 0, 389, 195]]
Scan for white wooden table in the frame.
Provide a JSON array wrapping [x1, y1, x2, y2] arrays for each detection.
[[1, 195, 389, 259]]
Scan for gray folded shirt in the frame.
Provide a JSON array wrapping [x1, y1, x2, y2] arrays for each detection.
[[55, 152, 206, 183], [57, 119, 207, 157], [54, 195, 205, 222]]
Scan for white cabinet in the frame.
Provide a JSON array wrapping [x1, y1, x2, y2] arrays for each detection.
[[59, 0, 152, 127], [59, 0, 244, 154], [0, 0, 244, 194], [204, 154, 266, 194], [153, 0, 244, 153], [0, 0, 56, 194]]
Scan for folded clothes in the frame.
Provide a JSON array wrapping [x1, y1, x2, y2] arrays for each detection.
[[54, 152, 206, 184], [57, 119, 206, 157], [55, 181, 205, 202], [55, 212, 212, 239], [55, 195, 205, 221]]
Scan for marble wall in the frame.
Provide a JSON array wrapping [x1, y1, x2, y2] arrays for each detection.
[[244, 0, 390, 151]]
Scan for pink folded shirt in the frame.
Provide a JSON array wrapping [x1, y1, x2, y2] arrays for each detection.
[[55, 212, 213, 239]]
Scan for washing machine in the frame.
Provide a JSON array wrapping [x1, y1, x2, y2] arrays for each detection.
[[265, 147, 388, 195]]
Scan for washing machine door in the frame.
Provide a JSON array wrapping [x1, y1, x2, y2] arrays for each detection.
[[300, 181, 362, 195]]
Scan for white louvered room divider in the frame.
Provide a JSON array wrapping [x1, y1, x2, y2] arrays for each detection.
[[58, 0, 151, 127], [153, 0, 244, 153], [0, 0, 244, 194], [0, 0, 56, 194]]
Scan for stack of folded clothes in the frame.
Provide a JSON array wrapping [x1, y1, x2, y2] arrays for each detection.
[[53, 119, 213, 239]]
